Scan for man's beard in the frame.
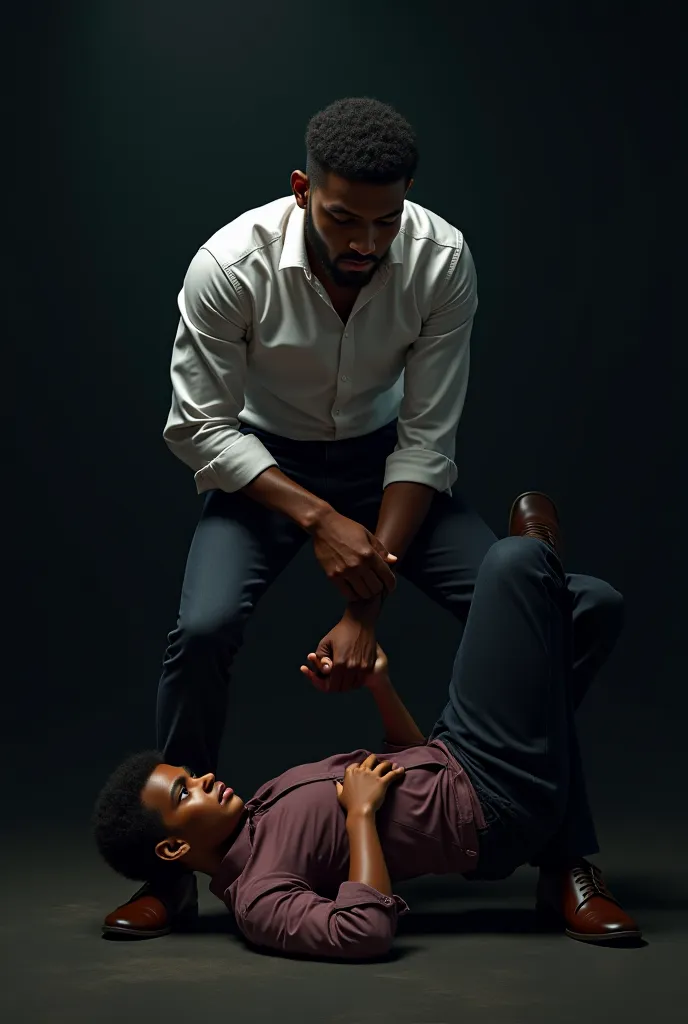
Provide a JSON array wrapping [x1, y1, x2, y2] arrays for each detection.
[[305, 201, 380, 289]]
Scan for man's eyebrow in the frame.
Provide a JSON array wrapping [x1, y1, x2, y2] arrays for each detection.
[[169, 766, 194, 805], [326, 204, 403, 220]]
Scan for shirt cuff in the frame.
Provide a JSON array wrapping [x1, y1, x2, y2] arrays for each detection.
[[383, 448, 457, 495], [193, 433, 278, 494], [334, 882, 409, 916]]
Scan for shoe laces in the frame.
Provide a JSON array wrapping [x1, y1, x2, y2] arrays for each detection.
[[573, 862, 617, 910], [523, 524, 557, 549]]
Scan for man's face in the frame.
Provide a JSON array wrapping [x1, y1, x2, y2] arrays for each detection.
[[298, 172, 409, 289], [142, 764, 245, 870]]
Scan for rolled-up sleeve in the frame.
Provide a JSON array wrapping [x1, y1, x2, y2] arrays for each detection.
[[163, 247, 278, 494], [234, 874, 409, 960], [384, 240, 478, 495]]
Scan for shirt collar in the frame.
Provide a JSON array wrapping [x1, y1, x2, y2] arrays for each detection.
[[278, 199, 406, 276], [278, 201, 311, 273], [208, 812, 252, 899]]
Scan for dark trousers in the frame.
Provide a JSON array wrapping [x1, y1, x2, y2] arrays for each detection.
[[157, 422, 623, 834], [431, 536, 618, 879]]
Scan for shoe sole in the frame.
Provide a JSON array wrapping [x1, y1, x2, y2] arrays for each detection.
[[101, 905, 198, 940], [102, 924, 172, 939], [565, 927, 643, 944]]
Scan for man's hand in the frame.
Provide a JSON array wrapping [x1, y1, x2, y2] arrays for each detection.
[[335, 754, 405, 815], [310, 507, 397, 601], [300, 617, 378, 693]]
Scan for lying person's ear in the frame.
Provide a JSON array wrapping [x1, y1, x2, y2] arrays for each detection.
[[155, 837, 190, 863]]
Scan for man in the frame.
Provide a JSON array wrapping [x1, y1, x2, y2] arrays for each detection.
[[94, 494, 641, 958], [102, 96, 624, 934]]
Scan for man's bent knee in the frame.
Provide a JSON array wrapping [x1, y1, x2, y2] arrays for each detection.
[[481, 535, 555, 580]]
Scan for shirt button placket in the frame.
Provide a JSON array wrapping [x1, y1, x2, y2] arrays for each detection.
[[333, 325, 354, 432]]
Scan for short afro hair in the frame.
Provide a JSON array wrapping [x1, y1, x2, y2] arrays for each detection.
[[305, 97, 418, 189], [92, 750, 187, 883]]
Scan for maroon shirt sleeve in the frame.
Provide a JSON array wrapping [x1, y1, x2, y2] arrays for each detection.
[[233, 873, 408, 959]]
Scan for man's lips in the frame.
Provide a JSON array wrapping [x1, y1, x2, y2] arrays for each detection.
[[339, 259, 375, 270]]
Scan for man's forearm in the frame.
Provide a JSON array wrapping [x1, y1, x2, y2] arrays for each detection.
[[243, 466, 332, 532], [344, 482, 436, 624], [374, 481, 436, 560], [346, 810, 392, 896]]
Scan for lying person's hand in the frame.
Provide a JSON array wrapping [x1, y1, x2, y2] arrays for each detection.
[[335, 754, 405, 815], [300, 617, 378, 693]]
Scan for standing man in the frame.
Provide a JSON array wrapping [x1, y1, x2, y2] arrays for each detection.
[[103, 97, 623, 936]]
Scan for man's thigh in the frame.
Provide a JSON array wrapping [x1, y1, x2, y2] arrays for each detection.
[[178, 488, 308, 635], [399, 490, 498, 622]]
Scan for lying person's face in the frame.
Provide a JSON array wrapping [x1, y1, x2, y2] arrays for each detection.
[[142, 765, 245, 872]]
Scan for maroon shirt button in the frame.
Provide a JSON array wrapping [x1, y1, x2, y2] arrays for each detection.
[[466, 849, 476, 857]]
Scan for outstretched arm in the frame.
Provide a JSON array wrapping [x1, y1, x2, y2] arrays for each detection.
[[366, 669, 426, 749], [302, 647, 426, 749]]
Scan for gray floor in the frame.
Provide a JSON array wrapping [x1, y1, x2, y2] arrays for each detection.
[[3, 823, 687, 1024]]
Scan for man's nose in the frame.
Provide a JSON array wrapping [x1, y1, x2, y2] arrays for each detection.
[[350, 228, 377, 256]]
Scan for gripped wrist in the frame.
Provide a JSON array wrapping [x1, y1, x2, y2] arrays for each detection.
[[365, 672, 391, 693], [344, 593, 384, 625]]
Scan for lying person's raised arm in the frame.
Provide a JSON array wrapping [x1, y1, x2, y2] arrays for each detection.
[[302, 645, 426, 750], [364, 654, 427, 749]]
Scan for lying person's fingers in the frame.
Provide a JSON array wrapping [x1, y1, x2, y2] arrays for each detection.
[[301, 653, 334, 692]]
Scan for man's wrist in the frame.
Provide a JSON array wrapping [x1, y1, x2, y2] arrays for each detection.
[[300, 499, 335, 534], [344, 591, 386, 625]]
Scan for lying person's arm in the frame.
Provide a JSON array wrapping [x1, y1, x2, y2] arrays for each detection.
[[235, 876, 407, 960], [302, 645, 426, 750], [365, 664, 427, 749], [230, 796, 408, 961]]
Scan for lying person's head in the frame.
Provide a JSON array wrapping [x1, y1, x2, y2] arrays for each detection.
[[92, 752, 246, 880]]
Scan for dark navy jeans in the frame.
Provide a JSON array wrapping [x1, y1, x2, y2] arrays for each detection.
[[431, 536, 621, 878]]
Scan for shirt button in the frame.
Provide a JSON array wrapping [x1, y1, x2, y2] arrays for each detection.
[[344, 332, 349, 337], [381, 896, 393, 905], [334, 410, 340, 416], [341, 375, 348, 381], [466, 849, 477, 857]]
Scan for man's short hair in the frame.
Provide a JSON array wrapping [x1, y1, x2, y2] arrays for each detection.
[[305, 96, 418, 189], [92, 750, 186, 883]]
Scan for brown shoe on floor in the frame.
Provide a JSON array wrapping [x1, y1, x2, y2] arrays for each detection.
[[509, 491, 562, 557], [102, 873, 199, 939], [536, 861, 642, 943]]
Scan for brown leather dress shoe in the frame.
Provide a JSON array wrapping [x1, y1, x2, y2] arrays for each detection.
[[509, 491, 562, 557], [537, 861, 642, 943], [102, 873, 199, 939]]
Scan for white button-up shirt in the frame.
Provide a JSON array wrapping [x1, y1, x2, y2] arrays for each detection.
[[164, 195, 477, 495]]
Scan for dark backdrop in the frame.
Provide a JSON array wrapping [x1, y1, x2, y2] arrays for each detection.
[[8, 3, 685, 846]]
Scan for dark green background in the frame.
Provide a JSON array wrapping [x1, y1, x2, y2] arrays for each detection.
[[8, 3, 684, 840]]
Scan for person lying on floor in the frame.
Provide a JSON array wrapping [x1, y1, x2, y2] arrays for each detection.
[[92, 493, 641, 960]]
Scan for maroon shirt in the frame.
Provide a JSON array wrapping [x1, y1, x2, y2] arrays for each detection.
[[209, 739, 485, 959]]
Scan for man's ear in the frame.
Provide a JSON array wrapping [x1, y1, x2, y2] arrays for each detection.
[[291, 170, 309, 209], [155, 837, 191, 863], [406, 178, 414, 194]]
